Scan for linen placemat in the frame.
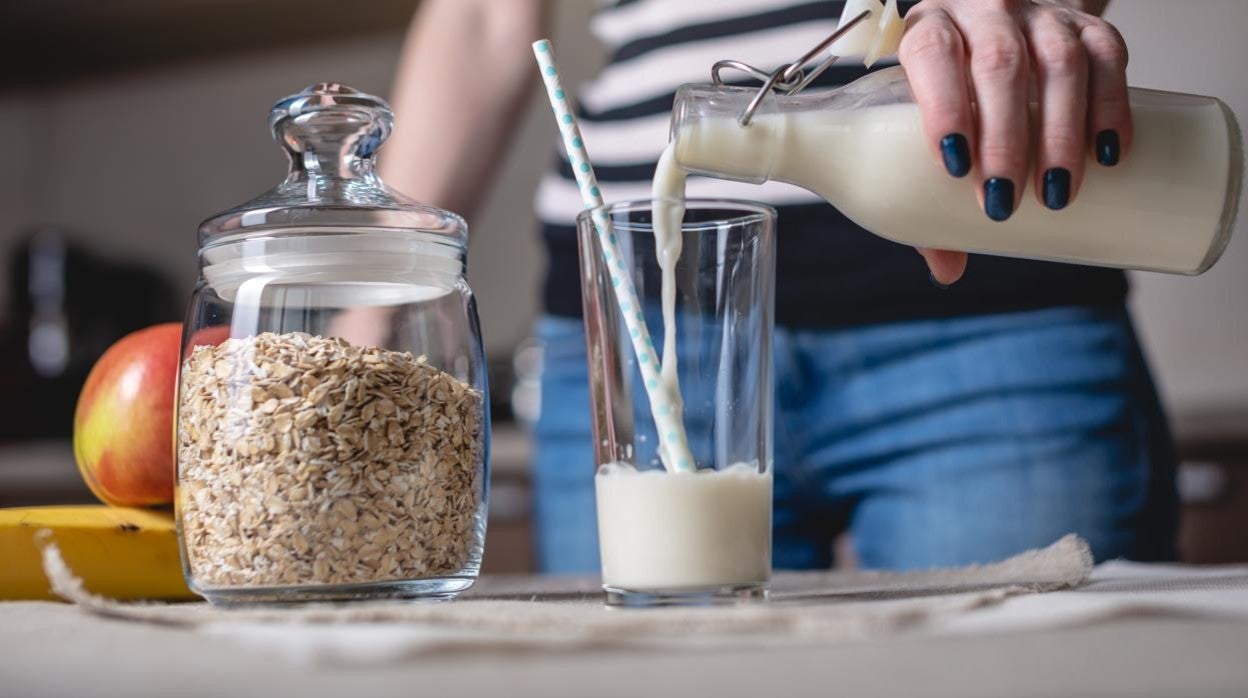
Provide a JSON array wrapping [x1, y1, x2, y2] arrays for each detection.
[[36, 534, 1093, 658]]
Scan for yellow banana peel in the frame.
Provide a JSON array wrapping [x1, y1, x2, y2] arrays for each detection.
[[0, 506, 196, 601]]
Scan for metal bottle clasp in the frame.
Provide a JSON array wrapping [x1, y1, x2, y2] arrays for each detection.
[[710, 9, 872, 126]]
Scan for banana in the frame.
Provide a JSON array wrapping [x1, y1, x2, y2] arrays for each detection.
[[0, 506, 196, 601]]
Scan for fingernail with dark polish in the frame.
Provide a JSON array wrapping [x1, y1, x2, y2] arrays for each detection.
[[929, 273, 950, 291], [984, 177, 1015, 222], [940, 133, 971, 177], [1096, 129, 1120, 166], [1043, 168, 1071, 210]]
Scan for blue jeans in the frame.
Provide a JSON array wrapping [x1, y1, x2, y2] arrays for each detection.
[[532, 305, 1178, 572]]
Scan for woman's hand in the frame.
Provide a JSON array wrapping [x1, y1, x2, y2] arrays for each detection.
[[899, 0, 1130, 285]]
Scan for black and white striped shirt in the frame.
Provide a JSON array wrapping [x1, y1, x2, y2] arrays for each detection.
[[538, 0, 1126, 327]]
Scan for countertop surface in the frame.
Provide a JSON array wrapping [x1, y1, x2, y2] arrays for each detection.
[[5, 560, 1248, 698], [3, 601, 1247, 698]]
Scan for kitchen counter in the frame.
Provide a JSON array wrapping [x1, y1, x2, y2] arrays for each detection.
[[3, 561, 1248, 698], [1, 602, 1245, 698]]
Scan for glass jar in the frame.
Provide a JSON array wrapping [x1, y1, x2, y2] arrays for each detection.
[[176, 84, 489, 604]]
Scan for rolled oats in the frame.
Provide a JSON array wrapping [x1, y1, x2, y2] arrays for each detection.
[[178, 332, 485, 590]]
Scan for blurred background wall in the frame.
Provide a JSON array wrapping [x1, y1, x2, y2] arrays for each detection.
[[1111, 2, 1248, 418], [1, 1, 1244, 413], [0, 0, 1244, 565], [0, 0, 601, 360]]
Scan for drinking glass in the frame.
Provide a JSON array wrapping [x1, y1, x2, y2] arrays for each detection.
[[576, 199, 776, 606]]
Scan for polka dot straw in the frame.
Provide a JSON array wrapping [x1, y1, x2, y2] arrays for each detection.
[[532, 39, 695, 473]]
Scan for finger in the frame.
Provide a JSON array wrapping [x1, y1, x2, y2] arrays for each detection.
[[960, 18, 1030, 221], [918, 248, 968, 286], [1079, 17, 1132, 166], [1024, 10, 1087, 210], [898, 8, 975, 178]]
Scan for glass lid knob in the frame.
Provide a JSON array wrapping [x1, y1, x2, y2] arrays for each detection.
[[268, 83, 393, 175]]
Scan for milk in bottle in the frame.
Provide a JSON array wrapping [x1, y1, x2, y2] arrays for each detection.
[[667, 66, 1242, 274]]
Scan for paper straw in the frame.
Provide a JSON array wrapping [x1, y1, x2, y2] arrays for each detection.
[[532, 39, 695, 474]]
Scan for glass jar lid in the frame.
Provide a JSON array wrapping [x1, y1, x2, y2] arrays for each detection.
[[198, 83, 466, 247]]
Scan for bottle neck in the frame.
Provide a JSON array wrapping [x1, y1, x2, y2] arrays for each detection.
[[670, 84, 782, 185], [669, 68, 916, 185]]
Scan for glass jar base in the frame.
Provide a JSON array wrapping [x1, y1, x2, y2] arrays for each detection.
[[195, 574, 478, 605], [603, 582, 768, 608]]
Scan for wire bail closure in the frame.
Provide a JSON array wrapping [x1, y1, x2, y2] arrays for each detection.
[[710, 9, 873, 126]]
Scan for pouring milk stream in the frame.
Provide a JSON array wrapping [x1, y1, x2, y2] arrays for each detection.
[[596, 1, 905, 593], [596, 0, 1242, 592]]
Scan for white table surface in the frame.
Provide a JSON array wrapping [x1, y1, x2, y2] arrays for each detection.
[[3, 602, 1248, 698], [5, 564, 1248, 698]]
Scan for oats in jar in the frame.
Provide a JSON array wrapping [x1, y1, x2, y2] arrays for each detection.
[[177, 332, 485, 590]]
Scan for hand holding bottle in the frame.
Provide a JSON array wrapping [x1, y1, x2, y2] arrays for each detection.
[[900, 0, 1129, 284]]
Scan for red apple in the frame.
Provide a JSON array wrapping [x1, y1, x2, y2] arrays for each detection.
[[74, 323, 183, 507], [185, 325, 231, 353]]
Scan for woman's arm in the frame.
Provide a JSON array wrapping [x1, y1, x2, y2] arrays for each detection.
[[331, 1, 547, 348], [380, 0, 550, 219]]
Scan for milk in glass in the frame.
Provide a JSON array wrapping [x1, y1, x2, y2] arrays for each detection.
[[596, 463, 771, 590]]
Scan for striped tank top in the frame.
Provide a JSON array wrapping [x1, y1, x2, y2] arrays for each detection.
[[537, 0, 1126, 328]]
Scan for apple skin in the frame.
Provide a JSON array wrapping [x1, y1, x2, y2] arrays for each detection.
[[74, 323, 184, 507], [185, 325, 231, 353]]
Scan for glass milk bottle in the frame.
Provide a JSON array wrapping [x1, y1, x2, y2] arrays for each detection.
[[669, 66, 1243, 274]]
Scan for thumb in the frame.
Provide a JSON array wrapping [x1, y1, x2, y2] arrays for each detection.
[[918, 248, 968, 286]]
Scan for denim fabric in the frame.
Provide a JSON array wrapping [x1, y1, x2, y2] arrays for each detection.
[[531, 305, 1178, 573]]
